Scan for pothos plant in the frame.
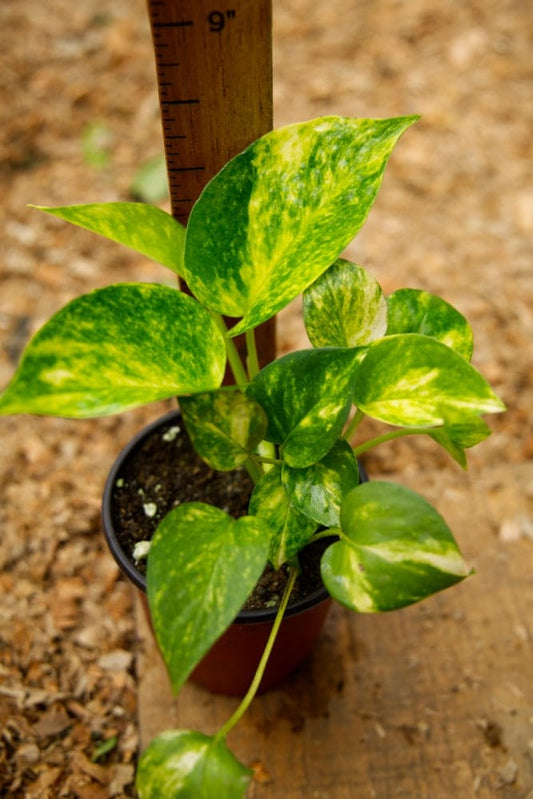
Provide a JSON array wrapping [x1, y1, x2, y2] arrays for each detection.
[[0, 116, 504, 796]]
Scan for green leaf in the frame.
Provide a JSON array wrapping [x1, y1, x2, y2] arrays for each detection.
[[0, 284, 226, 417], [386, 289, 473, 360], [184, 115, 418, 332], [247, 348, 361, 468], [249, 466, 317, 569], [82, 121, 112, 169], [147, 503, 270, 692], [321, 481, 471, 612], [91, 736, 118, 762], [282, 440, 360, 527], [353, 334, 505, 427], [179, 391, 268, 471], [33, 202, 185, 276], [426, 416, 493, 468], [303, 258, 387, 347], [130, 155, 169, 204], [136, 730, 251, 799]]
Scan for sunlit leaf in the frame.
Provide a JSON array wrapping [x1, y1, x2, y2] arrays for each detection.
[[249, 466, 317, 569], [185, 116, 418, 332], [33, 202, 185, 276], [386, 288, 473, 360], [282, 439, 360, 527], [180, 391, 267, 471], [353, 334, 505, 427], [147, 503, 270, 692], [303, 258, 387, 347], [0, 284, 225, 417], [321, 481, 471, 612], [247, 348, 362, 468], [137, 730, 251, 799]]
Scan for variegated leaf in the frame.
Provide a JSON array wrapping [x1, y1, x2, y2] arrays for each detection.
[[184, 116, 418, 332], [0, 284, 226, 417], [247, 348, 361, 468], [147, 503, 270, 692], [386, 288, 473, 360], [303, 258, 387, 347], [282, 439, 360, 527], [179, 391, 268, 471], [249, 466, 317, 569], [321, 481, 471, 612], [353, 334, 505, 426], [136, 730, 251, 799], [34, 202, 185, 276]]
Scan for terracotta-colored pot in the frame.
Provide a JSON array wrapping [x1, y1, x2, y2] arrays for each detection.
[[136, 585, 332, 696], [102, 410, 365, 696]]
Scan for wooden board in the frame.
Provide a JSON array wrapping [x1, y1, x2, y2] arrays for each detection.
[[146, 0, 276, 370], [135, 462, 533, 797]]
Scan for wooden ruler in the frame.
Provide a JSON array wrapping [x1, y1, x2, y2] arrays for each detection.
[[146, 0, 275, 367], [147, 0, 273, 223]]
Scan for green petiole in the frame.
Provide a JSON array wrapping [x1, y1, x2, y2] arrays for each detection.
[[213, 562, 299, 743]]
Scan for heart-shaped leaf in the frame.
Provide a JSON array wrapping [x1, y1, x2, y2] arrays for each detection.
[[282, 439, 360, 527], [136, 730, 251, 799], [247, 348, 361, 468], [321, 481, 471, 612], [353, 334, 505, 427], [0, 285, 226, 417], [303, 258, 387, 347], [184, 116, 418, 332], [249, 466, 317, 569], [386, 288, 473, 360], [180, 391, 268, 471], [34, 203, 185, 276], [147, 503, 270, 692]]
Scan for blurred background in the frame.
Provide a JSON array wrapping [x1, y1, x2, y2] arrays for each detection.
[[1, 1, 531, 795]]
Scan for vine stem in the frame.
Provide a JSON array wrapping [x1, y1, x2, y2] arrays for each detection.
[[245, 328, 260, 380], [244, 456, 263, 485], [214, 563, 299, 743], [251, 453, 283, 467], [352, 426, 432, 456], [343, 408, 365, 442], [210, 312, 249, 386]]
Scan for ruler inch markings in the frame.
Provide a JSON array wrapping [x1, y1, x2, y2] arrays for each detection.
[[153, 21, 194, 29], [147, 0, 272, 223]]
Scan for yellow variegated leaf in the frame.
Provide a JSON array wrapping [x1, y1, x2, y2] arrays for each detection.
[[0, 284, 226, 417], [185, 116, 418, 332]]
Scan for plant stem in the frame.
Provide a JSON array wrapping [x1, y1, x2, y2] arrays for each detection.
[[310, 527, 341, 543], [214, 563, 299, 743], [245, 328, 260, 380], [210, 312, 249, 386], [343, 408, 365, 442], [352, 426, 431, 456], [253, 454, 283, 467], [244, 456, 264, 485]]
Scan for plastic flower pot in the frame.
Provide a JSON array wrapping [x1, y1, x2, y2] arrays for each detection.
[[102, 410, 366, 696]]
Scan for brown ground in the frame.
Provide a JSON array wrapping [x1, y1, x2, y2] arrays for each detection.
[[0, 0, 531, 796]]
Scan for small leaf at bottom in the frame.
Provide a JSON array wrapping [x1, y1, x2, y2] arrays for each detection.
[[136, 730, 251, 799]]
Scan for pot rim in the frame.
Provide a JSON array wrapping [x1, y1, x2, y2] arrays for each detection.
[[102, 409, 366, 624]]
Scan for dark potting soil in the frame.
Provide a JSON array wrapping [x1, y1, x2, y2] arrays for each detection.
[[109, 413, 332, 611]]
